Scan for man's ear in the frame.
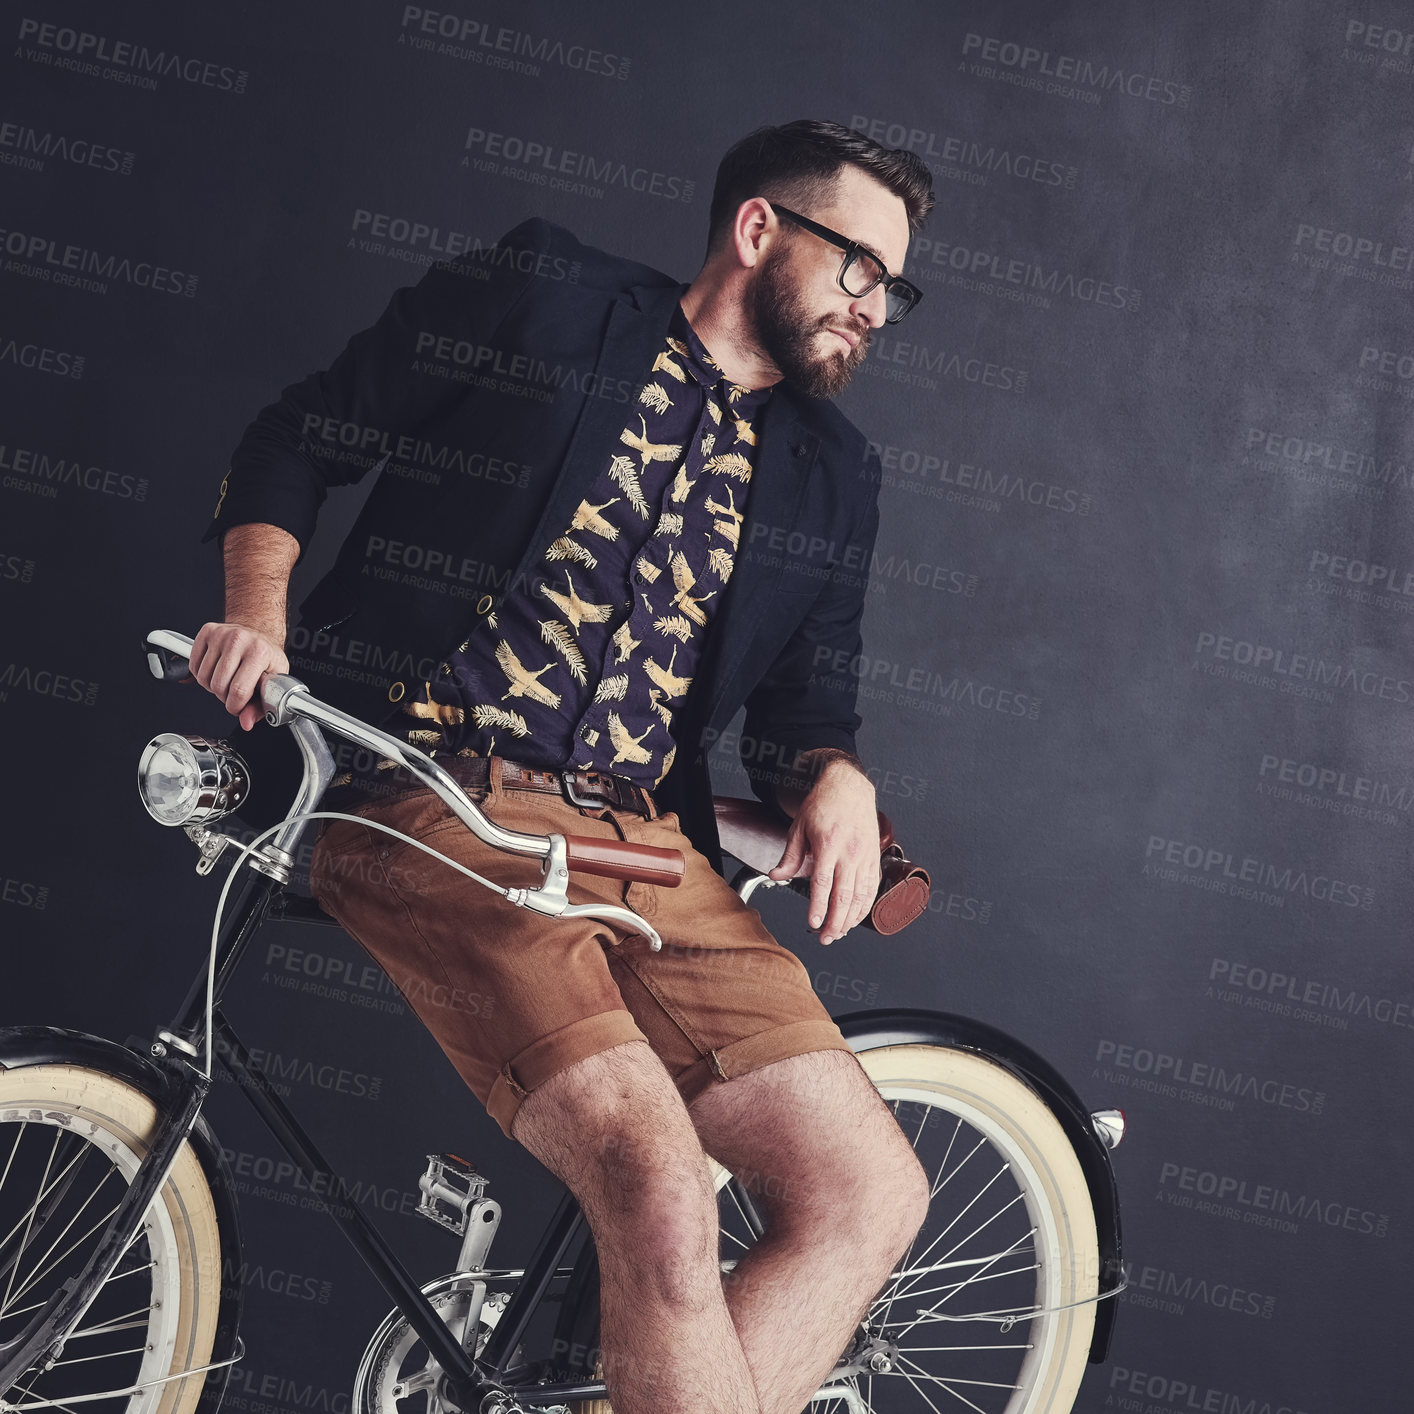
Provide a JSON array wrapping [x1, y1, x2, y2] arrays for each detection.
[[731, 197, 776, 271]]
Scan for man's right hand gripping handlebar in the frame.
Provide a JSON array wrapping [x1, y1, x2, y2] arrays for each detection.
[[189, 621, 290, 733]]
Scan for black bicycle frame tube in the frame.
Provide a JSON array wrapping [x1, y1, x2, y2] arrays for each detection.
[[168, 862, 283, 1047], [477, 1188, 586, 1374], [211, 1013, 487, 1401]]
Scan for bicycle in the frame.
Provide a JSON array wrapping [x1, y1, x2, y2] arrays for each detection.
[[0, 627, 1125, 1414]]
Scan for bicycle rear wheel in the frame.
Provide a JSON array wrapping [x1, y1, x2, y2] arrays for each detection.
[[0, 1064, 224, 1414], [560, 1042, 1100, 1414]]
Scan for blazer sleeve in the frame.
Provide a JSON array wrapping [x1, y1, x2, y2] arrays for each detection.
[[738, 446, 881, 804], [202, 218, 555, 562]]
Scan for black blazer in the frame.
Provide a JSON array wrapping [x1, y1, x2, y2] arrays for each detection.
[[206, 219, 881, 868]]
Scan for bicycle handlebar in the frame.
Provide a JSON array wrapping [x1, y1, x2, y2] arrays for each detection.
[[144, 629, 685, 889]]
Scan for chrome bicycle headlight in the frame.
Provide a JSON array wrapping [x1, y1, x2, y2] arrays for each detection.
[[138, 733, 250, 826]]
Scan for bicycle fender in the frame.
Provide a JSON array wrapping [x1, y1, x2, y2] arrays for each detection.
[[835, 1008, 1122, 1364], [0, 1025, 245, 1408]]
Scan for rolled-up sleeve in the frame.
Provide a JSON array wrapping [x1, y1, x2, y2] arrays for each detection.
[[202, 218, 553, 560]]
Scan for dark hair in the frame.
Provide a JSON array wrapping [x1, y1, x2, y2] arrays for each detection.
[[706, 119, 934, 255]]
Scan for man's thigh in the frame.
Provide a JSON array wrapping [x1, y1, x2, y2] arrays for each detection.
[[603, 807, 858, 1111], [310, 784, 651, 1140]]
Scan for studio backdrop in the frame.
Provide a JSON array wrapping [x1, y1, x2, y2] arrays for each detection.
[[3, 2, 1410, 1410]]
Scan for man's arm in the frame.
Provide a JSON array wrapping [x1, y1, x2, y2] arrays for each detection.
[[192, 220, 556, 723], [190, 522, 298, 730], [201, 218, 555, 561], [766, 745, 880, 947], [740, 459, 883, 945]]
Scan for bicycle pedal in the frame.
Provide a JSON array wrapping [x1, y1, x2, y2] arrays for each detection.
[[416, 1152, 488, 1235]]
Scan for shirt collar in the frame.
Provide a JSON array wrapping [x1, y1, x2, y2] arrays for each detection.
[[670, 305, 772, 416]]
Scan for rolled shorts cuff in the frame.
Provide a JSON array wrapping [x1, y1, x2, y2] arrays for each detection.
[[676, 1019, 856, 1109], [487, 1010, 650, 1139]]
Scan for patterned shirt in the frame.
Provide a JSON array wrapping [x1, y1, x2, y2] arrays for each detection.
[[339, 306, 770, 794]]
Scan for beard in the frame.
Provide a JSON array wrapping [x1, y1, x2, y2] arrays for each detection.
[[750, 244, 872, 399]]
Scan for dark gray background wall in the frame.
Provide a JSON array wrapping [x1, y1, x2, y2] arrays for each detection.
[[4, 1, 1411, 1410]]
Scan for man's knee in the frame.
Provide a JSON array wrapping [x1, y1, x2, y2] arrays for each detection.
[[512, 1040, 715, 1213]]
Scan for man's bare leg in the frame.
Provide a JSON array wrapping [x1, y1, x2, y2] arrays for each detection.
[[511, 1040, 760, 1414], [688, 1049, 931, 1414]]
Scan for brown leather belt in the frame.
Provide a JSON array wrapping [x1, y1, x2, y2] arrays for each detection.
[[475, 757, 657, 817], [325, 754, 657, 818]]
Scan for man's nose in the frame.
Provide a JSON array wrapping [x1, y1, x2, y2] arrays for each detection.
[[849, 283, 889, 329]]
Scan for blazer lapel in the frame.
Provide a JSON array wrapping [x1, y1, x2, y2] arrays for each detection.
[[513, 281, 685, 575]]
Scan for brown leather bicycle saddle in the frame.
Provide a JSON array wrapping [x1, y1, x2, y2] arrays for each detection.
[[712, 796, 930, 936]]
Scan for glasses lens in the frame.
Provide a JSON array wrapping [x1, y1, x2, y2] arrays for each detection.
[[840, 248, 885, 297], [884, 281, 919, 323]]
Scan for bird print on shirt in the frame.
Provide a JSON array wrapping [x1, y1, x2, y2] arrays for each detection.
[[570, 497, 620, 541], [607, 712, 654, 765], [495, 641, 561, 708], [653, 350, 688, 383], [644, 646, 692, 698], [621, 415, 681, 468], [540, 572, 615, 630], [669, 551, 716, 626], [360, 317, 766, 795]]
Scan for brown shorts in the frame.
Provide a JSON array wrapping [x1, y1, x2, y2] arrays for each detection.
[[308, 761, 853, 1139]]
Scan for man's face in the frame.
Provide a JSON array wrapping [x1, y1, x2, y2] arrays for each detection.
[[749, 166, 912, 399]]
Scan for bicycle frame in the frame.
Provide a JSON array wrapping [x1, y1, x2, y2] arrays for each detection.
[[4, 629, 677, 1409], [3, 627, 1127, 1410]]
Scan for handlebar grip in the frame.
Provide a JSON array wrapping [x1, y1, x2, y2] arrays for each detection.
[[563, 835, 685, 888], [145, 629, 197, 683]]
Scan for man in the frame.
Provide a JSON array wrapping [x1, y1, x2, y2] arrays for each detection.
[[192, 120, 935, 1414]]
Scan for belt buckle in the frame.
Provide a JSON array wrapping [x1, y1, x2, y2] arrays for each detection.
[[562, 769, 613, 810]]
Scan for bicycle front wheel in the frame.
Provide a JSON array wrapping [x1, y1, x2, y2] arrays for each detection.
[[562, 1042, 1100, 1414], [804, 1043, 1101, 1413], [0, 1063, 225, 1414]]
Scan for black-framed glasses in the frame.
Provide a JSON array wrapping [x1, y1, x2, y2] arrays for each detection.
[[770, 203, 923, 324]]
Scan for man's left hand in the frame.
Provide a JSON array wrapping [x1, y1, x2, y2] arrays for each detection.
[[769, 756, 881, 944]]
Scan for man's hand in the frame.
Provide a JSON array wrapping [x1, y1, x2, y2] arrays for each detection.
[[189, 622, 289, 731], [768, 753, 881, 945]]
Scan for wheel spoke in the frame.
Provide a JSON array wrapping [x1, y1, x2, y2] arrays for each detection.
[[877, 1105, 963, 1333], [897, 1367, 949, 1414], [874, 1138, 990, 1311], [64, 1307, 154, 1339], [0, 1120, 26, 1192], [897, 1344, 1032, 1353], [889, 1230, 1035, 1341], [7, 1198, 126, 1310], [47, 1343, 151, 1366], [9, 1157, 120, 1308], [1, 1127, 60, 1312], [882, 1167, 1017, 1309], [892, 1188, 1026, 1310], [893, 1357, 1005, 1414], [895, 1351, 1019, 1392], [893, 1261, 1040, 1305]]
